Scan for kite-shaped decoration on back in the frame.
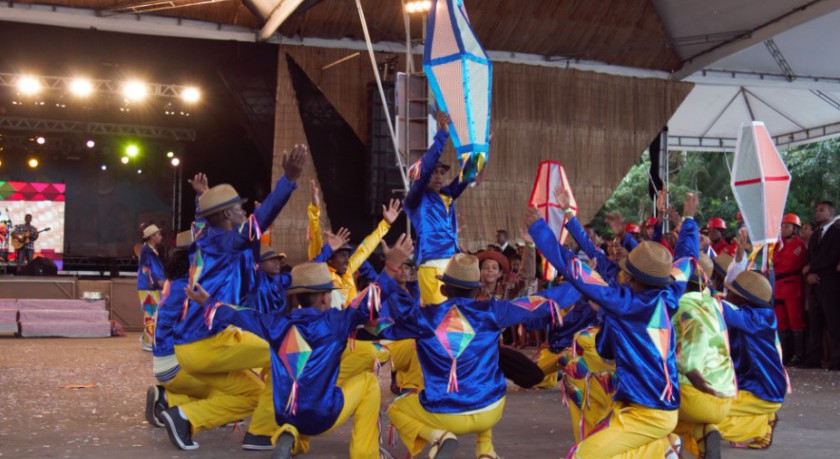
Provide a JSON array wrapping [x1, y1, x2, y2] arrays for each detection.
[[435, 305, 476, 392], [278, 325, 313, 415], [424, 0, 492, 182]]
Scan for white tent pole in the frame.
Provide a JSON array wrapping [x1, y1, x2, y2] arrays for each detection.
[[354, 0, 409, 192]]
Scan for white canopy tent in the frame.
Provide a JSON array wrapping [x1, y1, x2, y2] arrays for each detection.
[[656, 0, 840, 151]]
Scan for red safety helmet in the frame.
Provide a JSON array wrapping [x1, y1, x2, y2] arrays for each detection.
[[782, 213, 801, 227], [625, 222, 641, 234], [644, 217, 658, 228], [707, 217, 727, 230]]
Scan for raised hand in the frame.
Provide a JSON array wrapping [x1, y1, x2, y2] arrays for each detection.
[[188, 173, 209, 195], [310, 179, 320, 208], [382, 198, 402, 225], [282, 144, 308, 182], [326, 227, 351, 251], [554, 185, 571, 211], [383, 234, 414, 273], [605, 211, 625, 237], [185, 283, 210, 305], [683, 192, 699, 219], [519, 227, 534, 245], [436, 111, 450, 133], [523, 206, 543, 228], [656, 187, 668, 217], [735, 227, 748, 262]]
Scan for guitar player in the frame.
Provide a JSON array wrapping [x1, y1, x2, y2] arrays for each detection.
[[13, 214, 38, 266]]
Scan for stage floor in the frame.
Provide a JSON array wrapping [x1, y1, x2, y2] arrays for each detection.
[[1, 334, 839, 458]]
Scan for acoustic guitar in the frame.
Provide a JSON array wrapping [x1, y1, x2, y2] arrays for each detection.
[[11, 227, 51, 250]]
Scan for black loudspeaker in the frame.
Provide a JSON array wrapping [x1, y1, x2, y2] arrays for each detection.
[[19, 257, 59, 276], [368, 82, 404, 216]]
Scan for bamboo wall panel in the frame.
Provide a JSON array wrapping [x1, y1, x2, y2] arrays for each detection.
[[272, 45, 691, 262]]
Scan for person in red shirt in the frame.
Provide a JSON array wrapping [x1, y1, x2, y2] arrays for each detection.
[[707, 217, 735, 256], [773, 213, 808, 365]]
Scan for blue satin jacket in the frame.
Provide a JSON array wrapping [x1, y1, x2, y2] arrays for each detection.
[[722, 302, 787, 403], [565, 216, 620, 286], [526, 299, 600, 354], [530, 217, 699, 410], [242, 245, 334, 314], [137, 244, 165, 291], [154, 275, 188, 358], [379, 273, 580, 413], [404, 130, 471, 265], [200, 272, 385, 435], [177, 175, 297, 345]]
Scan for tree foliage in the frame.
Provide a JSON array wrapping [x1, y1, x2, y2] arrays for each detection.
[[589, 139, 840, 237]]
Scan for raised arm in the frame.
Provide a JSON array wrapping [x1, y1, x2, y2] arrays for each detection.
[[346, 200, 400, 276], [492, 282, 582, 330], [556, 186, 619, 284], [527, 208, 634, 315], [405, 112, 450, 209], [307, 180, 324, 260], [252, 145, 306, 231]]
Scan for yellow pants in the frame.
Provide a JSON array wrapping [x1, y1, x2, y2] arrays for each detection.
[[389, 339, 424, 392], [674, 385, 733, 456], [535, 348, 561, 389], [273, 372, 381, 459], [418, 265, 447, 305], [571, 402, 678, 459], [388, 393, 505, 458], [138, 290, 160, 348], [173, 327, 275, 435], [162, 370, 214, 408], [716, 390, 781, 445], [337, 340, 390, 387], [563, 326, 616, 443]]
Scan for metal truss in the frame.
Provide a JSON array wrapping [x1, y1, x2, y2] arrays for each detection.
[[763, 38, 796, 82], [0, 116, 195, 141], [99, 0, 232, 16], [669, 121, 840, 152], [0, 72, 196, 100]]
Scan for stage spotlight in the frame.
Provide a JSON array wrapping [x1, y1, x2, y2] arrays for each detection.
[[28, 158, 39, 168], [35, 136, 46, 145], [166, 151, 174, 158], [120, 156, 129, 164], [181, 86, 201, 103], [137, 169, 142, 174], [100, 164, 107, 171], [123, 80, 147, 101], [17, 76, 42, 95], [170, 157, 181, 167], [405, 0, 431, 14], [85, 139, 95, 149], [69, 78, 93, 97], [126, 144, 139, 157]]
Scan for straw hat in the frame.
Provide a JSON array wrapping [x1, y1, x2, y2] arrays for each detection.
[[196, 184, 246, 217], [259, 244, 287, 262], [712, 252, 733, 276], [175, 230, 193, 250], [476, 250, 510, 274], [726, 270, 773, 308], [287, 263, 338, 295], [692, 252, 714, 282], [618, 241, 674, 287], [142, 224, 161, 240], [436, 253, 481, 289]]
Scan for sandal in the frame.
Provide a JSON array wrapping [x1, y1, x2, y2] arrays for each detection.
[[747, 414, 778, 450], [428, 432, 458, 459]]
